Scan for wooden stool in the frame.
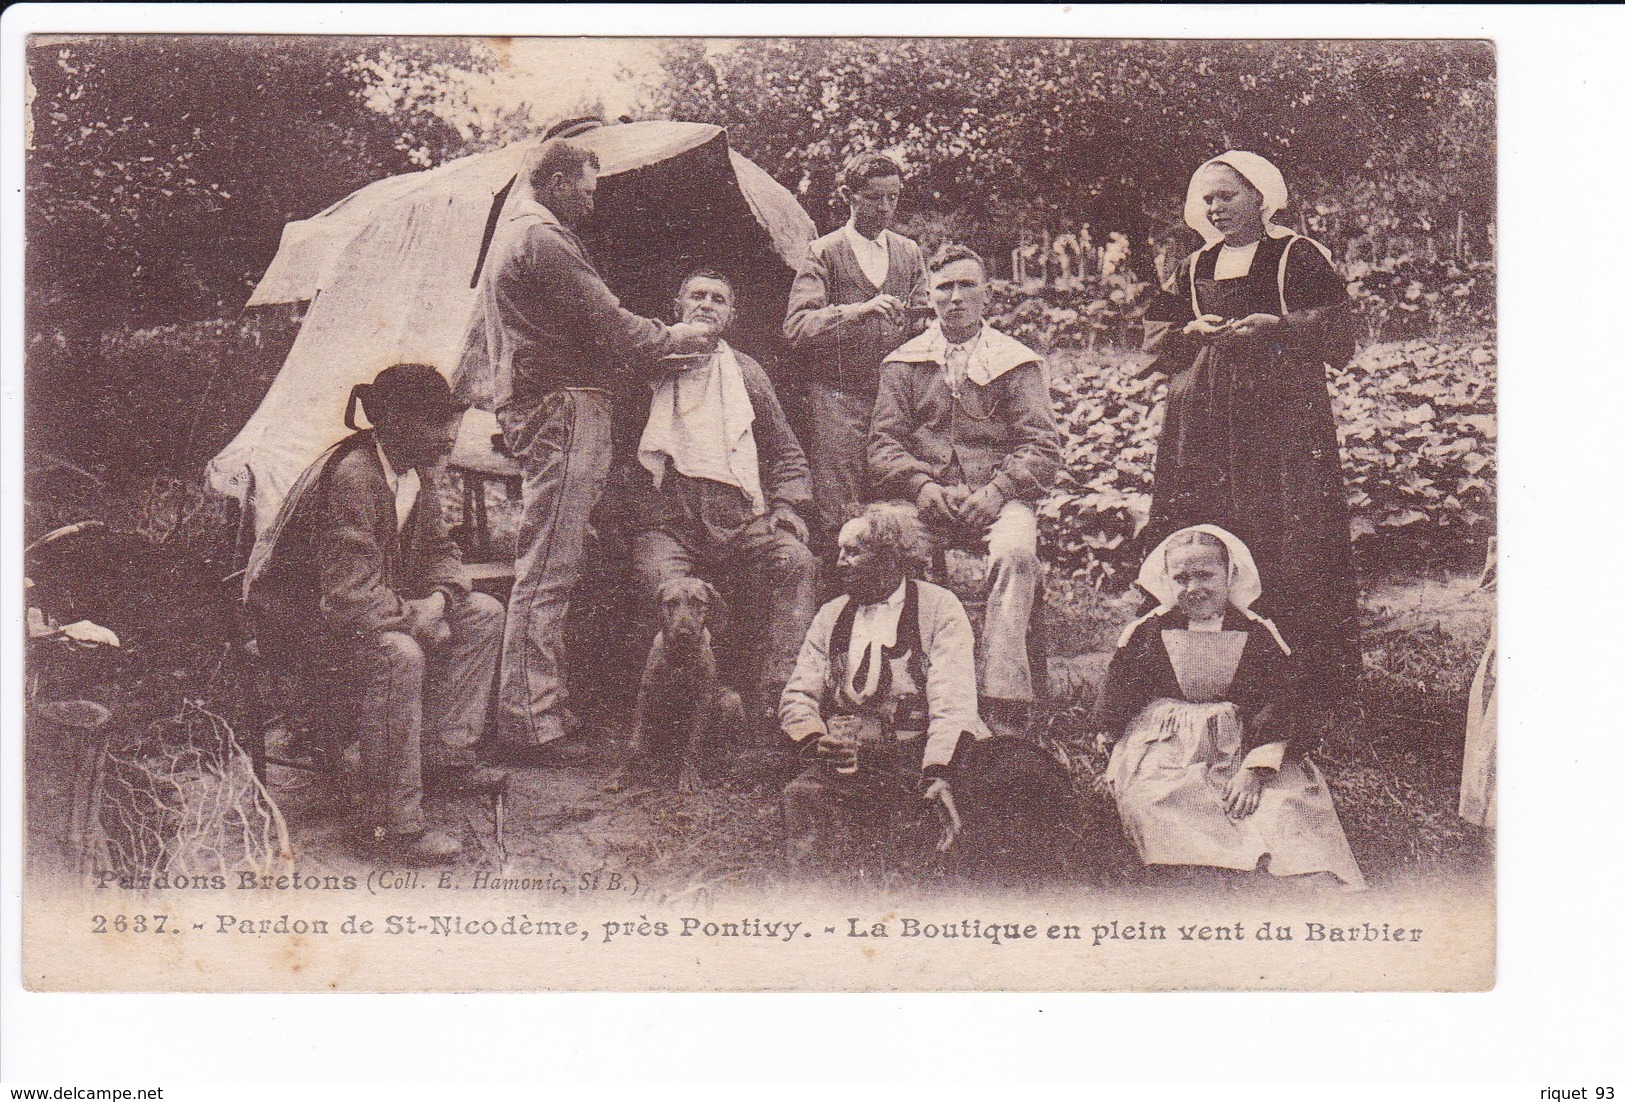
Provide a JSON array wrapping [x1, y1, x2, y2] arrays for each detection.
[[447, 417, 522, 585]]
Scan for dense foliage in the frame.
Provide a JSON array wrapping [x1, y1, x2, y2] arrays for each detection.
[[1037, 338, 1496, 583], [25, 37, 1495, 586], [25, 310, 302, 486], [25, 37, 496, 330], [641, 39, 1495, 277]]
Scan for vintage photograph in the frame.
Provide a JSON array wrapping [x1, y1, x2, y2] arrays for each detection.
[[20, 34, 1496, 991]]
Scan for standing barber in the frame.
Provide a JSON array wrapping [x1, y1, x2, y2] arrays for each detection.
[[464, 138, 718, 754]]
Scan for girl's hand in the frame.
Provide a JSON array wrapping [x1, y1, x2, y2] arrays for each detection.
[[1224, 313, 1281, 339], [1222, 768, 1265, 818], [1182, 314, 1231, 338]]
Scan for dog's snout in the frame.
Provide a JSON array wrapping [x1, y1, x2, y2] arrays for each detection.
[[667, 601, 705, 637], [659, 578, 713, 652]]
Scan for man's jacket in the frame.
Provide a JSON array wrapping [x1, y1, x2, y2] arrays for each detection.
[[782, 228, 925, 397], [459, 196, 676, 411], [868, 322, 1061, 504], [244, 431, 469, 649]]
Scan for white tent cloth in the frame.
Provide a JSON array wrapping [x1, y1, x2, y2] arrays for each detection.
[[208, 122, 814, 535]]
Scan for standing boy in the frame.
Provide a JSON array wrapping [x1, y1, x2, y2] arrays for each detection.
[[782, 152, 926, 560]]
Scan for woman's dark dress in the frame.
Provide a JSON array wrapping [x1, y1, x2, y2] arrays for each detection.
[[1142, 235, 1361, 694]]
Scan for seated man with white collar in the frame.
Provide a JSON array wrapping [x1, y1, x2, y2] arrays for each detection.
[[627, 269, 818, 732], [868, 244, 1062, 737], [779, 503, 988, 876]]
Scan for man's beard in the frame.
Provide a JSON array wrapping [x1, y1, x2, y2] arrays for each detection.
[[844, 571, 895, 605]]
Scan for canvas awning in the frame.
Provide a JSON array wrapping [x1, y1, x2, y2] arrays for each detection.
[[208, 120, 816, 533]]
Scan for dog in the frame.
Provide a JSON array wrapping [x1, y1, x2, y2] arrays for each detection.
[[623, 576, 743, 792]]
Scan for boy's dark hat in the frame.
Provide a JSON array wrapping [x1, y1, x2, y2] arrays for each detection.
[[345, 363, 463, 429]]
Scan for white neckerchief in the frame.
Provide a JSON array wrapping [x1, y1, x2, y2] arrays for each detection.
[[845, 581, 907, 702], [943, 329, 981, 395], [637, 341, 764, 513], [884, 321, 1042, 389], [1186, 615, 1226, 634], [375, 438, 420, 534], [841, 218, 890, 288], [1214, 240, 1260, 280]]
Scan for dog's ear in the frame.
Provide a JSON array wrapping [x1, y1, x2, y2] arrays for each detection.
[[702, 580, 729, 637]]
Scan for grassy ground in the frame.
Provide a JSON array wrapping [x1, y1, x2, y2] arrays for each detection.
[[24, 474, 1493, 899], [22, 316, 1492, 897]]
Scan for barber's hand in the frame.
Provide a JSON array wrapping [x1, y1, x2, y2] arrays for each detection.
[[769, 505, 809, 546], [668, 319, 721, 355], [858, 293, 905, 325], [406, 591, 451, 649], [1222, 313, 1281, 341], [916, 482, 956, 528], [1222, 767, 1266, 819], [1182, 314, 1231, 338], [958, 482, 1005, 529]]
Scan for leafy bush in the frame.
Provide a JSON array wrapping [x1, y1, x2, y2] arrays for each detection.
[[26, 308, 300, 486], [986, 234, 1153, 354], [1037, 337, 1497, 583], [1346, 255, 1495, 343], [1331, 338, 1497, 553], [1037, 349, 1163, 586]]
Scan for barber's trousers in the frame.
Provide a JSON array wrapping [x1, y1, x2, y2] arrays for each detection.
[[897, 498, 1041, 703], [347, 592, 503, 836], [497, 389, 613, 746]]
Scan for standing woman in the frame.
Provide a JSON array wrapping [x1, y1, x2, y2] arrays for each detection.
[[1141, 151, 1361, 696]]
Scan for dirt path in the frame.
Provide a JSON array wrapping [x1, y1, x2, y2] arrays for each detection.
[[264, 730, 790, 904]]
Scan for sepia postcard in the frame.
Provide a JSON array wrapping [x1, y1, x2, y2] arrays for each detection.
[[17, 30, 1496, 993]]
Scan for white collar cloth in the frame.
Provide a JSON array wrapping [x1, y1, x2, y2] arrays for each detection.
[[841, 218, 891, 288], [845, 581, 908, 703], [1214, 240, 1260, 280], [637, 341, 764, 513], [885, 321, 1043, 388], [374, 438, 420, 533]]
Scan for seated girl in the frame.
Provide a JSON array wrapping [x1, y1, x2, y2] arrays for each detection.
[[1092, 524, 1366, 890]]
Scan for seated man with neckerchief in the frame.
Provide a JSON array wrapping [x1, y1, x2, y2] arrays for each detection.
[[778, 502, 991, 876]]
